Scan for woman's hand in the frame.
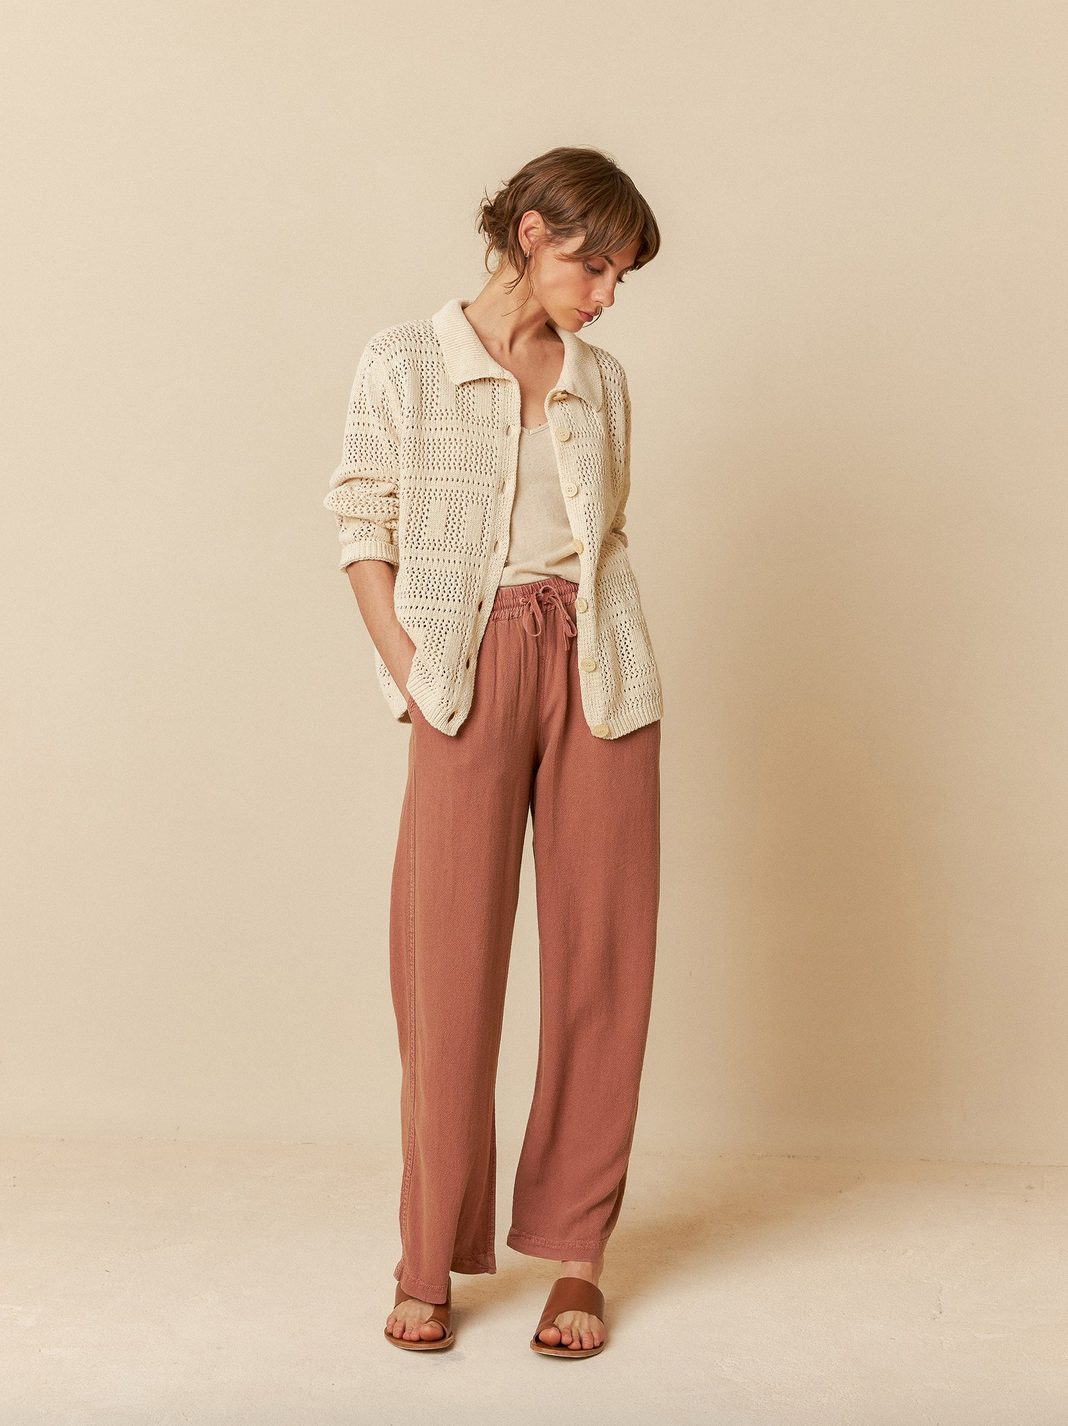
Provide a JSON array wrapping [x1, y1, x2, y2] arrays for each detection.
[[381, 626, 416, 698], [397, 638, 416, 696], [345, 560, 416, 696]]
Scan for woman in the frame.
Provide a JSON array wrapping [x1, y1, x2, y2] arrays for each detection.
[[323, 146, 664, 1358]]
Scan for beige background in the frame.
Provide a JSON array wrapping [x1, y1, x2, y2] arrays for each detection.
[[3, 2, 1066, 1164]]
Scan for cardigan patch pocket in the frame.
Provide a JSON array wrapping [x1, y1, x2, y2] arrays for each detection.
[[462, 501, 485, 547], [425, 497, 448, 540], [424, 496, 485, 548]]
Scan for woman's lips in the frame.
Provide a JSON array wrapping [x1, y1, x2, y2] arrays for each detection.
[[578, 309, 596, 321]]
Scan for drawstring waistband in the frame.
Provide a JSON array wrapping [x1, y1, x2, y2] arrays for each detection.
[[520, 583, 578, 643], [488, 577, 578, 645]]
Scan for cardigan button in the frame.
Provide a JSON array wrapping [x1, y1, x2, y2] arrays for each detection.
[[575, 596, 588, 613], [564, 482, 579, 497], [580, 657, 598, 672], [554, 427, 572, 442], [550, 390, 568, 403], [505, 424, 513, 436], [572, 538, 584, 554], [593, 723, 611, 738]]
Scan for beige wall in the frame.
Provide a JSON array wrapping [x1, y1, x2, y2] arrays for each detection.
[[4, 2, 1067, 1163]]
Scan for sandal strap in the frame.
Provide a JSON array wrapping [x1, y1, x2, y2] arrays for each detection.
[[394, 1276, 452, 1332], [536, 1276, 605, 1335]]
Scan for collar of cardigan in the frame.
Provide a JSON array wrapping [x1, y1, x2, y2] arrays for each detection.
[[431, 297, 604, 412]]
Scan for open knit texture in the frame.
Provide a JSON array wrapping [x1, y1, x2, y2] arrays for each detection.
[[323, 298, 663, 740]]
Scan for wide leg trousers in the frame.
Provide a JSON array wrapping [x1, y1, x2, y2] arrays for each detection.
[[389, 574, 661, 1305]]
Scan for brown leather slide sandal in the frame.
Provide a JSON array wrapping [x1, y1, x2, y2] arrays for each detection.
[[530, 1276, 607, 1358], [384, 1276, 455, 1350]]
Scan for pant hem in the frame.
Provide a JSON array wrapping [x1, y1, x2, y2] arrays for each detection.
[[452, 1255, 497, 1274], [394, 1256, 497, 1302], [506, 1228, 610, 1260]]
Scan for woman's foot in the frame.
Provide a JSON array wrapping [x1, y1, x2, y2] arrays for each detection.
[[385, 1294, 446, 1343], [536, 1253, 606, 1351]]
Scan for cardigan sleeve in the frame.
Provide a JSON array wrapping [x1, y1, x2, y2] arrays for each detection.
[[323, 342, 401, 568], [607, 362, 631, 548]]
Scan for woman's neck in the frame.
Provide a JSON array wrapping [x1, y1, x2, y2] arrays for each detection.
[[461, 272, 559, 365]]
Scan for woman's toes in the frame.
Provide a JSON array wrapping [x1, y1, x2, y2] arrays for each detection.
[[538, 1310, 605, 1350], [388, 1299, 444, 1341], [408, 1315, 440, 1341], [568, 1314, 602, 1349]]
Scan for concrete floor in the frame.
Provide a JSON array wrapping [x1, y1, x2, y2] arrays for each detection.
[[2, 1140, 1066, 1425]]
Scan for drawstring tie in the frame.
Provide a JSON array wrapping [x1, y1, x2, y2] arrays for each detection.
[[518, 582, 578, 644]]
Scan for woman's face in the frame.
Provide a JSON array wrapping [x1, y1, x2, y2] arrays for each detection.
[[520, 217, 640, 332]]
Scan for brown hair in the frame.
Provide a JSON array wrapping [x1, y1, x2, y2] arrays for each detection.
[[477, 146, 661, 293]]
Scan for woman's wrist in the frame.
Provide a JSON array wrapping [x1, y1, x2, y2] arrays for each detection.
[[385, 626, 416, 691]]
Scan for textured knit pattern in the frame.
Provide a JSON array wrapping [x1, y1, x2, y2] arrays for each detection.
[[323, 298, 663, 740]]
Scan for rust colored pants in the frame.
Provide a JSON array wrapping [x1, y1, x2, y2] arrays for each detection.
[[389, 574, 661, 1305]]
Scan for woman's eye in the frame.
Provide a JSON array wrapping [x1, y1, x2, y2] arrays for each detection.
[[584, 263, 604, 276]]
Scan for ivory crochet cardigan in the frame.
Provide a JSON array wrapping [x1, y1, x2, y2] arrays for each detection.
[[323, 297, 663, 740]]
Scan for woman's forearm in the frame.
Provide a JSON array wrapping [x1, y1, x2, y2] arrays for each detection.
[[345, 560, 416, 692]]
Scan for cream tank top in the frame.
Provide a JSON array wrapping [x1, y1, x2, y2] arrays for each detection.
[[498, 422, 582, 586]]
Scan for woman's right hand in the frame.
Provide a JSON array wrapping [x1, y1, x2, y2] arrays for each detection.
[[342, 560, 416, 701], [396, 634, 417, 700]]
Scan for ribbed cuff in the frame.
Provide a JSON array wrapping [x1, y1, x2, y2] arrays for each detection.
[[339, 539, 399, 568]]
